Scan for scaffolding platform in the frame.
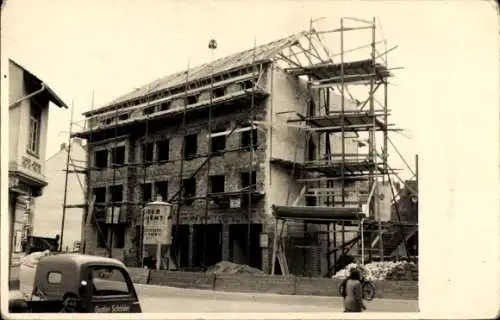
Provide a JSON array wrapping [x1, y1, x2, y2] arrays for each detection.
[[288, 111, 389, 132], [302, 159, 387, 177], [272, 205, 363, 223], [270, 157, 387, 178], [285, 59, 391, 84]]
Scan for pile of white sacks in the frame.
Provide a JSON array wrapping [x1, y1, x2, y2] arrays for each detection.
[[19, 250, 51, 299], [332, 261, 418, 281]]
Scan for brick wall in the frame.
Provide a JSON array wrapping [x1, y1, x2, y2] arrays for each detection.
[[215, 274, 296, 295], [144, 270, 418, 300], [85, 102, 271, 263], [148, 270, 215, 290]]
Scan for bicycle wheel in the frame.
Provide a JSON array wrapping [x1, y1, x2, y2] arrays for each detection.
[[362, 282, 376, 301]]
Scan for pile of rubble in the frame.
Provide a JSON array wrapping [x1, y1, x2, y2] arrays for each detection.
[[332, 261, 418, 281], [206, 261, 265, 276]]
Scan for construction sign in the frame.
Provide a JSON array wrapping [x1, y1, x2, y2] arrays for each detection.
[[142, 200, 173, 245]]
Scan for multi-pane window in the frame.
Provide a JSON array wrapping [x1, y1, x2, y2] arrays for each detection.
[[27, 103, 42, 154]]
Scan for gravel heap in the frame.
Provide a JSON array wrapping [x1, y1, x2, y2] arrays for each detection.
[[206, 261, 265, 275], [332, 261, 418, 281]]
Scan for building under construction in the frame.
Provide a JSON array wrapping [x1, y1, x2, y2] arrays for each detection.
[[70, 17, 418, 277]]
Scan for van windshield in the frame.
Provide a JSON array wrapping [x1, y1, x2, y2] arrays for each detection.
[[90, 266, 131, 296]]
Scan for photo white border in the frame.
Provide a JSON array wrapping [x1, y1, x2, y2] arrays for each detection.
[[1, 1, 499, 319]]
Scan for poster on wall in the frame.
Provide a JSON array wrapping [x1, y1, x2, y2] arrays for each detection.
[[14, 230, 23, 253]]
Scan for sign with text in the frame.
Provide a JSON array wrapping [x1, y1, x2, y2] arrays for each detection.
[[142, 201, 173, 245], [229, 198, 241, 208]]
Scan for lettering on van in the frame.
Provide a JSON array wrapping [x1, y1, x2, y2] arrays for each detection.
[[94, 304, 131, 313]]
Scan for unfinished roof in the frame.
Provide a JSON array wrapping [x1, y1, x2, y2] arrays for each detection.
[[87, 32, 306, 116], [9, 59, 68, 109]]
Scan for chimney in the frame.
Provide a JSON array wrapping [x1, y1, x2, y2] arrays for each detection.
[[60, 143, 67, 151]]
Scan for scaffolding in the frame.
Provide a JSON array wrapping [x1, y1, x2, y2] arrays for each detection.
[[62, 16, 418, 274], [266, 17, 418, 276], [65, 36, 272, 269]]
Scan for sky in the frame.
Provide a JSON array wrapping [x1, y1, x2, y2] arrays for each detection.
[[2, 1, 499, 315], [0, 0, 465, 180], [1, 0, 496, 181]]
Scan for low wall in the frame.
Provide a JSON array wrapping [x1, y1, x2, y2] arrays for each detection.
[[133, 268, 418, 300], [9, 265, 418, 300]]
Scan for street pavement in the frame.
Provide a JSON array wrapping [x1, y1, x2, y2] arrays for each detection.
[[135, 283, 419, 313], [10, 265, 418, 313]]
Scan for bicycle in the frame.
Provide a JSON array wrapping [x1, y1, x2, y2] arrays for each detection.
[[339, 277, 376, 301]]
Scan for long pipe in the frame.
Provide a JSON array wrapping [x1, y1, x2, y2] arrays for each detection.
[[361, 218, 365, 265], [340, 17, 346, 206], [109, 89, 121, 258], [174, 61, 190, 268], [82, 90, 95, 254], [60, 102, 74, 251], [203, 43, 216, 269], [9, 83, 46, 108], [247, 37, 257, 266], [140, 99, 152, 266]]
